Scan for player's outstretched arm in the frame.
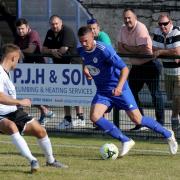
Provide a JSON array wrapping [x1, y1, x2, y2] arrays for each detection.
[[0, 92, 31, 107]]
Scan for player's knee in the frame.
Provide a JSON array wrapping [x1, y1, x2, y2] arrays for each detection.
[[129, 112, 142, 124], [90, 113, 99, 123], [36, 126, 47, 138], [28, 121, 47, 138]]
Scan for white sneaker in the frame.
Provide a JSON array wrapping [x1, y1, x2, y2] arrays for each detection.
[[57, 119, 72, 130], [80, 119, 86, 127], [140, 127, 149, 131], [45, 111, 56, 118], [120, 139, 135, 157], [73, 118, 86, 127], [167, 130, 178, 155]]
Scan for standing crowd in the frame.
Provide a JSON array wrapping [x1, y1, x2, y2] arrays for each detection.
[[0, 5, 179, 173]]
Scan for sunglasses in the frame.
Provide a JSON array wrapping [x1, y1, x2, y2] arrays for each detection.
[[158, 21, 170, 27]]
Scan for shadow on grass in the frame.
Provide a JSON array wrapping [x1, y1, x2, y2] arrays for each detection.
[[0, 164, 30, 174], [124, 153, 170, 157], [0, 151, 45, 157]]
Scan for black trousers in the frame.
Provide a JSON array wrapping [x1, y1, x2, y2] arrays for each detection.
[[128, 60, 165, 125]]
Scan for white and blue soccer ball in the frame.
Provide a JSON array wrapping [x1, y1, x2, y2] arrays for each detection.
[[100, 143, 119, 160]]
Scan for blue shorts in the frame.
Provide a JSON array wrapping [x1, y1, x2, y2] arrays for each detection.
[[91, 89, 138, 112]]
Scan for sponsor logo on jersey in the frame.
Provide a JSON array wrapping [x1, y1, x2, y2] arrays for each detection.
[[86, 65, 100, 76], [93, 57, 98, 63]]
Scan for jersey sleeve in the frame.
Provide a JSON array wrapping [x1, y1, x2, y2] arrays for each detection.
[[135, 24, 151, 46], [117, 28, 122, 43], [104, 45, 127, 69], [28, 31, 41, 47], [172, 27, 180, 48]]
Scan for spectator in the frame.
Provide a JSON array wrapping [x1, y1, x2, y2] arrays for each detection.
[[117, 8, 165, 131], [77, 26, 178, 156], [87, 18, 111, 45], [14, 18, 54, 126], [0, 0, 16, 37], [152, 12, 180, 132], [42, 15, 85, 129], [0, 43, 68, 173]]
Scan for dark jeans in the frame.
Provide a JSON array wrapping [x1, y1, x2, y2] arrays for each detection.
[[128, 60, 164, 125]]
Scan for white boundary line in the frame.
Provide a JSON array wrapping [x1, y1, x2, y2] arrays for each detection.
[[0, 140, 179, 155]]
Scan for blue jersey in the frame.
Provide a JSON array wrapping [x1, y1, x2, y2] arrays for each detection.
[[77, 41, 129, 93]]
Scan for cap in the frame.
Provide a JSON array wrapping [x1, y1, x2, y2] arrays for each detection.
[[87, 18, 97, 25]]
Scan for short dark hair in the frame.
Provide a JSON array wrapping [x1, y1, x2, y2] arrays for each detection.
[[123, 8, 136, 15], [16, 18, 28, 27], [78, 26, 92, 37], [49, 14, 61, 23], [158, 12, 171, 21]]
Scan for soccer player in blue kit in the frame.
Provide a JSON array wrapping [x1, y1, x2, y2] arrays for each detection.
[[77, 26, 178, 157]]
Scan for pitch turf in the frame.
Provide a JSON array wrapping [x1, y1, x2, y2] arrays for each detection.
[[0, 134, 180, 180]]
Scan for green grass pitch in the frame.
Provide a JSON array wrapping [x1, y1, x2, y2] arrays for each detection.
[[0, 134, 180, 180]]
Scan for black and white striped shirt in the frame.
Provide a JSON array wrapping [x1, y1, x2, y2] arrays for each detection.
[[153, 25, 180, 75]]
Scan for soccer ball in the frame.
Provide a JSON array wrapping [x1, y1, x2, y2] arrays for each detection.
[[100, 143, 119, 160]]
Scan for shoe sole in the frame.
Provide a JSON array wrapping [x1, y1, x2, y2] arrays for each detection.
[[73, 120, 86, 127], [73, 124, 86, 127], [57, 125, 72, 130], [130, 127, 149, 131], [57, 127, 72, 130]]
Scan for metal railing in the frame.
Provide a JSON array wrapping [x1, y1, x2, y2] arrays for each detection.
[[2, 52, 180, 139]]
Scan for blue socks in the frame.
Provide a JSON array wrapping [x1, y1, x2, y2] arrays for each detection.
[[95, 117, 130, 142], [141, 116, 171, 138], [95, 116, 171, 141]]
